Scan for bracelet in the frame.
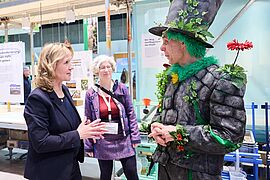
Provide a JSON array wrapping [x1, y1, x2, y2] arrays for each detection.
[[169, 124, 189, 151]]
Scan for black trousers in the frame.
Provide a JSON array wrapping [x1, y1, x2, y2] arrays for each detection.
[[98, 155, 139, 180]]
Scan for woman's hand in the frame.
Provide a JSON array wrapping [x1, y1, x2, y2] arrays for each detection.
[[77, 118, 107, 140], [86, 152, 93, 157]]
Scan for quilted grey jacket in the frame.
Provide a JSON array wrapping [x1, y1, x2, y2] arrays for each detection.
[[152, 64, 246, 176]]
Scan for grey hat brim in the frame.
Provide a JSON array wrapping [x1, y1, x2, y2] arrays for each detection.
[[149, 26, 214, 48]]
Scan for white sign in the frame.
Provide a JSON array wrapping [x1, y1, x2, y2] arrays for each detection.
[[66, 51, 93, 99], [0, 42, 25, 103], [141, 33, 167, 68]]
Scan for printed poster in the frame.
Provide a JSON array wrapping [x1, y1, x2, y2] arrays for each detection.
[[141, 33, 167, 68], [0, 42, 25, 103], [66, 50, 93, 99]]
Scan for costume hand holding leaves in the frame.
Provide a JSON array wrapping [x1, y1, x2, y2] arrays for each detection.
[[169, 125, 189, 152]]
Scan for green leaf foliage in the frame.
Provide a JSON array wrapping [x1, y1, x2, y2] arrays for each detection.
[[217, 64, 247, 88], [167, 0, 213, 41], [155, 69, 169, 112], [140, 122, 151, 133]]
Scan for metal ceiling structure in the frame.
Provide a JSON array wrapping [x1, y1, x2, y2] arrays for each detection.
[[0, 0, 134, 86], [0, 0, 128, 30]]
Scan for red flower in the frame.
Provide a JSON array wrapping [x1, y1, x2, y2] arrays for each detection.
[[177, 134, 183, 141], [227, 39, 253, 51], [227, 39, 238, 51], [169, 125, 188, 152], [243, 40, 253, 50], [227, 39, 253, 66], [177, 145, 184, 151]]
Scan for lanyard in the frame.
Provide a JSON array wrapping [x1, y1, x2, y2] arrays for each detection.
[[99, 91, 112, 121]]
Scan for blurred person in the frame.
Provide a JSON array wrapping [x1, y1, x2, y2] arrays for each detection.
[[84, 55, 141, 180], [24, 43, 107, 180], [148, 0, 247, 179], [22, 65, 31, 104]]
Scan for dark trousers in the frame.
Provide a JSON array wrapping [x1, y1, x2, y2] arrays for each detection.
[[98, 155, 139, 180]]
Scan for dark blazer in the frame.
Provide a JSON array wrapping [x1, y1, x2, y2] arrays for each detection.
[[23, 76, 31, 103], [24, 85, 84, 180]]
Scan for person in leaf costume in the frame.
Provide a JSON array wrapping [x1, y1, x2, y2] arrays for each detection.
[[148, 0, 247, 179]]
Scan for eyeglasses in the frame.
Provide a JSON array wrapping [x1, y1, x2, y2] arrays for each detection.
[[99, 65, 112, 70]]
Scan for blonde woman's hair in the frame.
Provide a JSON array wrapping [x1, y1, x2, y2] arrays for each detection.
[[35, 43, 74, 92], [91, 55, 116, 76]]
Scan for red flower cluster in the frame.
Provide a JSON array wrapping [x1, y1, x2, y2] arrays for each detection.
[[177, 145, 184, 151], [227, 39, 253, 51], [169, 125, 189, 152], [177, 134, 182, 141]]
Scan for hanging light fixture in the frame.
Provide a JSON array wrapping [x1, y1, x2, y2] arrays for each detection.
[[65, 7, 76, 24], [21, 15, 31, 30]]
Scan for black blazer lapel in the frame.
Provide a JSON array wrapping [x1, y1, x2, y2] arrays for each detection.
[[49, 91, 75, 129], [62, 86, 81, 123]]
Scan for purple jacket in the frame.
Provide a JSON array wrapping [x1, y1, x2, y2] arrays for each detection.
[[84, 81, 141, 160]]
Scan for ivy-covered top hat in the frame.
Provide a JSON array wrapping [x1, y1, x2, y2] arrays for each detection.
[[149, 0, 224, 48]]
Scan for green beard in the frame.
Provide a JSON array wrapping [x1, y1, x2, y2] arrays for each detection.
[[167, 56, 218, 82]]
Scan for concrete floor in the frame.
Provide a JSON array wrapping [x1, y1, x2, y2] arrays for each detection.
[[0, 148, 25, 177], [0, 148, 98, 180], [0, 147, 267, 180]]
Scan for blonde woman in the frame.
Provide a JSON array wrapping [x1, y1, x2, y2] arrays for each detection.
[[24, 43, 107, 180], [84, 55, 141, 180]]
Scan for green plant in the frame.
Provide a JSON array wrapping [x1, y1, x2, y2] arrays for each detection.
[[155, 69, 169, 112], [183, 80, 197, 104], [140, 122, 151, 133], [217, 39, 253, 88]]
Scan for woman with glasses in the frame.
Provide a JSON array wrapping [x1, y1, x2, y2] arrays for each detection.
[[84, 55, 141, 180], [24, 43, 107, 180]]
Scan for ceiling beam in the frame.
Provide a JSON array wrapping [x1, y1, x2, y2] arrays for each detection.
[[0, 0, 128, 29]]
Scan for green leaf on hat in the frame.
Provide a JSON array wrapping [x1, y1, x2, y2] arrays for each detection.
[[195, 18, 203, 24], [193, 9, 199, 16], [182, 11, 188, 18], [188, 6, 194, 13], [185, 22, 194, 29], [193, 1, 199, 7], [178, 10, 184, 16], [178, 20, 184, 28], [202, 11, 208, 16], [200, 30, 214, 38]]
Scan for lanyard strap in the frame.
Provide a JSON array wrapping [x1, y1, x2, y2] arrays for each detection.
[[95, 83, 122, 104], [99, 89, 112, 121]]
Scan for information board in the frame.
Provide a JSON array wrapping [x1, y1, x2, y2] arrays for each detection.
[[0, 42, 25, 103]]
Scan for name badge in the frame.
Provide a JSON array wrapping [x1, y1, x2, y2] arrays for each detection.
[[105, 122, 118, 134]]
